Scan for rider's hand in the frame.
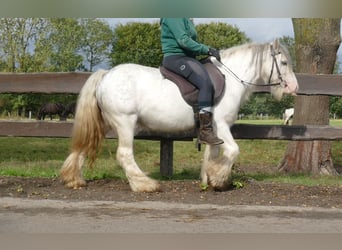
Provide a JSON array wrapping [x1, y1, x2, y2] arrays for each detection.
[[208, 48, 221, 62]]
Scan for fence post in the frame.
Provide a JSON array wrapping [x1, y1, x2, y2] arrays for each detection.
[[159, 138, 173, 177]]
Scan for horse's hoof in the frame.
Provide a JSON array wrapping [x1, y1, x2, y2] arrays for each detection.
[[129, 177, 161, 193], [64, 179, 87, 189], [211, 181, 232, 192]]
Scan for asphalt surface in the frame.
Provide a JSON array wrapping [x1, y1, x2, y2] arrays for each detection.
[[1, 197, 342, 233]]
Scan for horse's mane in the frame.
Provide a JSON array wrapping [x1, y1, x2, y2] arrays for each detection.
[[220, 42, 269, 59], [220, 41, 291, 65]]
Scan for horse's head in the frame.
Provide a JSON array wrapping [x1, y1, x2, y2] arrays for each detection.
[[266, 39, 298, 101]]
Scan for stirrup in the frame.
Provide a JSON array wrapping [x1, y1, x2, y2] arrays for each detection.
[[196, 137, 202, 151]]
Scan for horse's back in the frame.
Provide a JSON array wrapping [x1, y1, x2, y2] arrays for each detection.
[[97, 64, 162, 108], [98, 63, 185, 105]]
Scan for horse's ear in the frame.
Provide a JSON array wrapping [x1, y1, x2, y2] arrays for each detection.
[[273, 38, 280, 50]]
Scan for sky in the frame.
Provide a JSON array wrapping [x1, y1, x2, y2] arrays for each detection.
[[106, 18, 295, 43], [106, 18, 342, 69]]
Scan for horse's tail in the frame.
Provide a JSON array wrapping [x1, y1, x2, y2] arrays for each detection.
[[70, 69, 108, 166]]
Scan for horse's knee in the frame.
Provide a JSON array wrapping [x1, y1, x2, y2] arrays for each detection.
[[116, 147, 134, 166], [222, 143, 239, 162]]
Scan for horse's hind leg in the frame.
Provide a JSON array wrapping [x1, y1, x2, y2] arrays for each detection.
[[60, 151, 87, 189], [114, 116, 160, 192]]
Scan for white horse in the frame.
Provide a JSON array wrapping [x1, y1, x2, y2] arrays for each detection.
[[60, 39, 298, 192], [284, 108, 294, 125]]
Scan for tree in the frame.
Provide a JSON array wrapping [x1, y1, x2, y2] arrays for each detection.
[[110, 21, 251, 68], [44, 18, 85, 72], [0, 18, 48, 116], [79, 19, 114, 71], [330, 96, 342, 118], [0, 18, 47, 72], [0, 18, 116, 117], [110, 22, 162, 67], [278, 18, 341, 175], [196, 22, 250, 49], [279, 36, 296, 71]]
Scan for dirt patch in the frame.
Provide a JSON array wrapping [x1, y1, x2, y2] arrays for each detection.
[[0, 176, 341, 209]]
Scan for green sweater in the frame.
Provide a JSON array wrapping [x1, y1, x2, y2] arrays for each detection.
[[160, 18, 210, 58]]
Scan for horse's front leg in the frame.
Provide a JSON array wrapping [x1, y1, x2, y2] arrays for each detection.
[[200, 144, 220, 190], [200, 122, 239, 191]]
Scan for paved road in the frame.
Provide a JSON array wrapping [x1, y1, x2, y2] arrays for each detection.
[[1, 197, 342, 233]]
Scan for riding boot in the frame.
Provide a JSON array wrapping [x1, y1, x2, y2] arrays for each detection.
[[198, 111, 224, 145]]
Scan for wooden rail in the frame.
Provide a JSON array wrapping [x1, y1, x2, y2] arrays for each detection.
[[1, 72, 342, 95], [0, 120, 341, 141], [1, 72, 342, 176]]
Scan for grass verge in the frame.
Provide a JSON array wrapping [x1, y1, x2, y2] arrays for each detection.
[[0, 130, 341, 187]]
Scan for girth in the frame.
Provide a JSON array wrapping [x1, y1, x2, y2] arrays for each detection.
[[160, 58, 226, 111]]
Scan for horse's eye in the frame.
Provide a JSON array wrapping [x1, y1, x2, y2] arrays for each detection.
[[281, 61, 287, 66]]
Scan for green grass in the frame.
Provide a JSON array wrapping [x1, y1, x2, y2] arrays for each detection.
[[331, 119, 342, 127], [0, 119, 342, 186]]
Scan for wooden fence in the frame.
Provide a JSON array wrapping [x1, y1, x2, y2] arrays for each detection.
[[1, 72, 342, 176]]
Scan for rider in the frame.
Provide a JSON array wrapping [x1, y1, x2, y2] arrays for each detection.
[[160, 18, 223, 145]]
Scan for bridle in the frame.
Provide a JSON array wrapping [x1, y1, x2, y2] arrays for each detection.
[[217, 44, 287, 88], [267, 44, 287, 87]]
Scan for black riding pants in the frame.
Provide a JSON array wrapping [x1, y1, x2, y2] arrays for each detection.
[[162, 55, 214, 110]]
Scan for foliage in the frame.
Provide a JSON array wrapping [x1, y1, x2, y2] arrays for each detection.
[[79, 19, 114, 71], [0, 18, 113, 117], [330, 97, 342, 117], [239, 94, 295, 118], [0, 18, 114, 73], [279, 36, 296, 70], [0, 18, 47, 72], [110, 22, 162, 67], [45, 18, 85, 72], [110, 21, 251, 67], [196, 22, 250, 49]]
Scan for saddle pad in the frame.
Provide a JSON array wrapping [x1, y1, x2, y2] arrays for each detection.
[[160, 59, 225, 108]]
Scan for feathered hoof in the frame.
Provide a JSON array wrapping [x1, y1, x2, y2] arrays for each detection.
[[203, 161, 233, 192], [63, 178, 87, 189], [211, 182, 231, 192], [209, 177, 232, 192], [200, 182, 232, 192], [129, 176, 161, 193]]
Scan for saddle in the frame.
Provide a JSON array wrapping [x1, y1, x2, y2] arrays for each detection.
[[160, 58, 225, 111]]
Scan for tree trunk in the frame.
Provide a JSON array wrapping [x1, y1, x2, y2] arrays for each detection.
[[278, 18, 341, 175]]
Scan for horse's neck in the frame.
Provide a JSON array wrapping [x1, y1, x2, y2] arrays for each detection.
[[220, 43, 267, 85], [216, 44, 269, 108]]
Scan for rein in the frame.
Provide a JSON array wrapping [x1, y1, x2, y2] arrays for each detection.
[[217, 44, 286, 88]]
